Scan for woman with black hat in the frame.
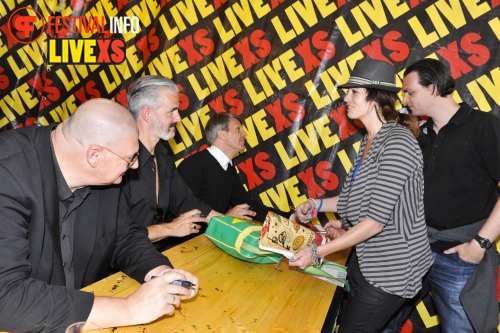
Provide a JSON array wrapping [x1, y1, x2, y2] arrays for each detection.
[[289, 58, 433, 332]]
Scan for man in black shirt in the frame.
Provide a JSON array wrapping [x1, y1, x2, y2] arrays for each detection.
[[383, 59, 500, 333], [121, 76, 222, 248], [0, 98, 198, 332]]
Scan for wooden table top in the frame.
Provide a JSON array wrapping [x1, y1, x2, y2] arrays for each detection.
[[82, 235, 350, 333]]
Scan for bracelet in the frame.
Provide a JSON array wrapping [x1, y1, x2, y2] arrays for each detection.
[[312, 209, 318, 219], [317, 198, 323, 212], [308, 198, 317, 209], [310, 244, 322, 268], [307, 198, 318, 219]]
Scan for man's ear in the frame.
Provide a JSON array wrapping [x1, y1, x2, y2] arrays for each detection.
[[87, 146, 102, 168], [140, 105, 152, 123], [217, 129, 226, 141]]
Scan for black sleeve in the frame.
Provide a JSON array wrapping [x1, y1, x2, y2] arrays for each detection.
[[477, 114, 500, 184], [112, 190, 173, 279], [166, 157, 212, 216], [229, 169, 289, 222], [120, 171, 149, 235], [177, 155, 204, 197], [0, 165, 94, 332]]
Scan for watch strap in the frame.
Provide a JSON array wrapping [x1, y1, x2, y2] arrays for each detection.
[[474, 235, 492, 249]]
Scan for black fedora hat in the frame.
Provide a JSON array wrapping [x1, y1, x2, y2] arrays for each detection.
[[338, 58, 400, 93]]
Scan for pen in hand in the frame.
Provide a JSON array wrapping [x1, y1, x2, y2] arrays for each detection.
[[149, 270, 196, 288], [170, 280, 196, 288], [150, 275, 196, 287]]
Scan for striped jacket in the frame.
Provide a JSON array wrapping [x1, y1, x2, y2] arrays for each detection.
[[338, 120, 433, 298]]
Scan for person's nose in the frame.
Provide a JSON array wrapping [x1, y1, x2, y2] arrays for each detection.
[[130, 159, 139, 169], [343, 91, 350, 103], [402, 93, 409, 105], [173, 110, 181, 122]]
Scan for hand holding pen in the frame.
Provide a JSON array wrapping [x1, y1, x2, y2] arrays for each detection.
[[168, 209, 208, 237], [150, 268, 199, 296], [129, 268, 198, 319], [226, 203, 256, 220], [170, 280, 196, 288], [293, 200, 316, 222], [151, 273, 196, 288]]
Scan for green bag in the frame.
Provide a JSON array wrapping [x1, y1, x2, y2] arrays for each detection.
[[205, 215, 282, 264], [205, 216, 349, 289]]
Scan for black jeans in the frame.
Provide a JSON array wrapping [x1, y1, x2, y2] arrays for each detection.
[[379, 276, 430, 333], [338, 255, 406, 333]]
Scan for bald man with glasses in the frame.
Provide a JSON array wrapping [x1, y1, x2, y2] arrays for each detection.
[[0, 98, 198, 332]]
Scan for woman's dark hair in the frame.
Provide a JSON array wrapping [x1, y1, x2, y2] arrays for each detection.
[[366, 88, 419, 138], [404, 59, 455, 97]]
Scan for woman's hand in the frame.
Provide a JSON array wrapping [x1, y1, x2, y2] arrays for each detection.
[[294, 200, 315, 222], [324, 220, 345, 239], [288, 247, 312, 269]]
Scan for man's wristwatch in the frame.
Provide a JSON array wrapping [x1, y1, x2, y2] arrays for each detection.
[[474, 235, 492, 249]]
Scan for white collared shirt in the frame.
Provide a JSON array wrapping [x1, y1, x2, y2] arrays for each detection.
[[207, 146, 232, 170]]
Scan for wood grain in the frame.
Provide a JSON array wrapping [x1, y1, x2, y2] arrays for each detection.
[[82, 235, 350, 333]]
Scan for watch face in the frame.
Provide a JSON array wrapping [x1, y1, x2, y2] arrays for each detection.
[[475, 235, 492, 249]]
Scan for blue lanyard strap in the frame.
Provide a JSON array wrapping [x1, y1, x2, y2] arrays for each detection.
[[352, 159, 361, 180]]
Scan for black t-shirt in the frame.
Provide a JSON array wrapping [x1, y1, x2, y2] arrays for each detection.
[[419, 103, 500, 230]]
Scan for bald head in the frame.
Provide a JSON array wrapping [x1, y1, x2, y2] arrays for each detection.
[[64, 98, 138, 148], [53, 98, 140, 190]]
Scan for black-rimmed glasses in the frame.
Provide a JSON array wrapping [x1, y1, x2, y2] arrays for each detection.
[[102, 147, 139, 167]]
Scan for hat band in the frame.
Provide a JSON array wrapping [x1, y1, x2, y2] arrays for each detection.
[[347, 76, 397, 89]]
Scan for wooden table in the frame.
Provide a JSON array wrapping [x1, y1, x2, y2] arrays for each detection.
[[82, 235, 350, 333]]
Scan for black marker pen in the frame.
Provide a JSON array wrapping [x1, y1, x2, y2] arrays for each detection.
[[170, 280, 196, 288]]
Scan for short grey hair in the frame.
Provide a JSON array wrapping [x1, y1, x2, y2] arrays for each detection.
[[205, 113, 242, 145], [127, 75, 178, 118]]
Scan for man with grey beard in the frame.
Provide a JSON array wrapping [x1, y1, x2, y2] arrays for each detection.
[[122, 75, 222, 250]]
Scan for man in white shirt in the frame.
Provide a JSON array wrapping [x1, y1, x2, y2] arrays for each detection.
[[178, 113, 287, 222]]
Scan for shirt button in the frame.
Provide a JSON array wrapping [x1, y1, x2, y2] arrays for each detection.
[[62, 263, 66, 267], [61, 234, 66, 240]]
